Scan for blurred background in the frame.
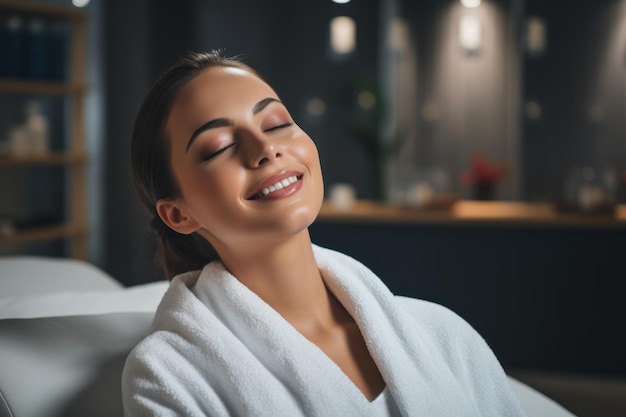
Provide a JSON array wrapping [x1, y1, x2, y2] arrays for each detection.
[[1, 0, 625, 414]]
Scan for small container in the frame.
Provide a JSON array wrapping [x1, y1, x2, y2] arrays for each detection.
[[24, 101, 49, 155], [9, 126, 30, 157], [8, 102, 50, 156], [329, 183, 356, 211], [563, 166, 617, 213]]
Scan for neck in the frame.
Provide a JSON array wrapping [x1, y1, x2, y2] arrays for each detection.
[[216, 231, 336, 329]]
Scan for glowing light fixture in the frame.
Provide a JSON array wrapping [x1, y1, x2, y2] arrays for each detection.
[[526, 17, 547, 56], [306, 98, 327, 117], [460, 0, 481, 8], [357, 91, 377, 110], [459, 15, 482, 54], [332, 0, 351, 3], [525, 100, 542, 120], [72, 0, 90, 7], [330, 16, 356, 54]]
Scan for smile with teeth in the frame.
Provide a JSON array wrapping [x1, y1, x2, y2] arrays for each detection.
[[252, 175, 302, 200]]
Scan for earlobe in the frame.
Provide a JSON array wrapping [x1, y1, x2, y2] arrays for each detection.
[[156, 199, 199, 235]]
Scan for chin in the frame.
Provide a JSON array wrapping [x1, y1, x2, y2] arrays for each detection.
[[282, 202, 322, 233]]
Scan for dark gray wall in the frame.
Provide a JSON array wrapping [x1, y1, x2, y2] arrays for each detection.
[[103, 0, 160, 285], [522, 0, 626, 202], [401, 0, 523, 200]]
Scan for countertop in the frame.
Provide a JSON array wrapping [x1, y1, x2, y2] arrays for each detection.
[[317, 200, 626, 228]]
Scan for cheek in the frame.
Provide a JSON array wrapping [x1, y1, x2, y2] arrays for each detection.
[[174, 167, 216, 213], [182, 164, 246, 212], [297, 137, 324, 193], [295, 135, 321, 166]]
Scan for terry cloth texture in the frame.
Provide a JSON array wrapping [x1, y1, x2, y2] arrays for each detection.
[[122, 245, 528, 417]]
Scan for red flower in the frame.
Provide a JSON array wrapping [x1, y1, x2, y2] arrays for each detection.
[[460, 152, 508, 185]]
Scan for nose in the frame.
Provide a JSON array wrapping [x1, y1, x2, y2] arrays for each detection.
[[242, 129, 283, 168]]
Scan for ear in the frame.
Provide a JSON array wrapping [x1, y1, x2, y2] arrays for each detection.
[[156, 199, 200, 235]]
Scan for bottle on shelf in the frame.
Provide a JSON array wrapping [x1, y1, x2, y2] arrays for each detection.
[[0, 12, 68, 82], [8, 101, 49, 156], [4, 14, 26, 79], [24, 101, 49, 154], [26, 17, 46, 80], [46, 19, 68, 81]]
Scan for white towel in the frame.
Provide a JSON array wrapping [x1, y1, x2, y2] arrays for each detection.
[[122, 245, 528, 416]]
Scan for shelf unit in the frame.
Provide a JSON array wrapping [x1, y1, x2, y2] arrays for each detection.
[[0, 0, 87, 259]]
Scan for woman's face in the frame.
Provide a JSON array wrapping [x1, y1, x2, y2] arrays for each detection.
[[160, 66, 324, 253]]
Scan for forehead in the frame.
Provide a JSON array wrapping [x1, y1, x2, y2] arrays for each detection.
[[173, 66, 275, 113]]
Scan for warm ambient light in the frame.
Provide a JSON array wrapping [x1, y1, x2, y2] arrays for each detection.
[[526, 17, 547, 56], [306, 98, 327, 117], [330, 16, 356, 54], [460, 0, 481, 8], [72, 0, 90, 7], [357, 91, 377, 110], [459, 15, 482, 53]]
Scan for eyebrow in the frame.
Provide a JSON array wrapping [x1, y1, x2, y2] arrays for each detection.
[[185, 97, 281, 152]]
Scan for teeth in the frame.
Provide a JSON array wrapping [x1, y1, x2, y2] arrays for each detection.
[[260, 176, 298, 197]]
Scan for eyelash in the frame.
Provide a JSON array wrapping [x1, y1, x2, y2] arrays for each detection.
[[264, 122, 293, 132], [201, 122, 293, 162], [202, 143, 236, 162]]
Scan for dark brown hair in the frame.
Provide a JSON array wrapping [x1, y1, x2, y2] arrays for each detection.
[[130, 51, 254, 279]]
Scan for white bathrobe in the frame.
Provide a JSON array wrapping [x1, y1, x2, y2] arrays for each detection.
[[122, 245, 528, 417]]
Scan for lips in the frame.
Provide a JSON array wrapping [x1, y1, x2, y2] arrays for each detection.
[[247, 171, 304, 200]]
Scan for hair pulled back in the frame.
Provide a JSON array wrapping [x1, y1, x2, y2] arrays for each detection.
[[130, 51, 253, 279]]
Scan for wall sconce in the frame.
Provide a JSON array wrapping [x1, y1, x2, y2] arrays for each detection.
[[526, 16, 547, 56], [330, 16, 356, 55], [459, 15, 482, 54], [524, 100, 542, 121], [306, 98, 327, 117], [460, 0, 481, 8]]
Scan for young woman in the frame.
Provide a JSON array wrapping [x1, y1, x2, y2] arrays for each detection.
[[122, 51, 528, 417]]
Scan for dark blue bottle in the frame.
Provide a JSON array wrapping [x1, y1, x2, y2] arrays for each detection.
[[0, 15, 6, 77], [46, 20, 67, 81], [26, 18, 46, 80], [5, 14, 26, 79]]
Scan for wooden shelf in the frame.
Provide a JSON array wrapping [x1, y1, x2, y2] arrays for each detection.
[[317, 200, 626, 228], [0, 152, 86, 167], [0, 79, 86, 95], [0, 223, 86, 245]]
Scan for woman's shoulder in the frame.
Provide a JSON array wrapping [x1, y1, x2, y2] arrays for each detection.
[[123, 269, 210, 372], [394, 295, 463, 323], [393, 296, 507, 382], [393, 296, 485, 347], [124, 327, 187, 371]]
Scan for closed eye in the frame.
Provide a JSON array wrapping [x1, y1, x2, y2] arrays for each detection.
[[264, 122, 293, 132], [202, 143, 236, 162]]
